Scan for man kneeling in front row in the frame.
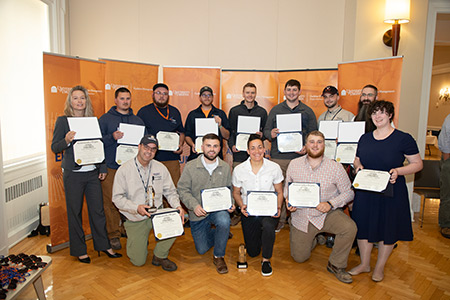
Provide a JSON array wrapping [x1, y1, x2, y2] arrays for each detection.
[[285, 131, 356, 283], [112, 135, 185, 270]]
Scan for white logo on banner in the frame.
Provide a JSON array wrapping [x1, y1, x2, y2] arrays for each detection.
[[169, 90, 173, 96], [341, 89, 347, 96], [105, 84, 111, 90], [226, 93, 231, 99], [51, 86, 57, 93]]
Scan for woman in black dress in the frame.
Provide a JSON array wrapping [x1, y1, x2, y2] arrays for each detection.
[[349, 101, 422, 282]]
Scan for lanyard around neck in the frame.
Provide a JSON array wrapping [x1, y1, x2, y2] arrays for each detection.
[[155, 105, 169, 120]]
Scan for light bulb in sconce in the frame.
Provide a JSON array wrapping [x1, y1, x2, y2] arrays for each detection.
[[436, 87, 450, 107]]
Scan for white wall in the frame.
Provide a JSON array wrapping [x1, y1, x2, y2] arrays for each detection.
[[68, 0, 346, 69]]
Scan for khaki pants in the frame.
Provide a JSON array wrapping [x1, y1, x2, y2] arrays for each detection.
[[290, 210, 356, 268], [101, 168, 123, 239], [161, 160, 181, 187]]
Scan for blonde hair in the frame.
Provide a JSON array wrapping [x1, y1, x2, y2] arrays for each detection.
[[63, 85, 95, 117]]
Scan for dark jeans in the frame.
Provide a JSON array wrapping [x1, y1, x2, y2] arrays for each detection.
[[440, 158, 450, 228], [241, 215, 278, 259]]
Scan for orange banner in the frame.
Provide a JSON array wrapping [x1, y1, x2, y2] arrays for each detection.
[[338, 57, 403, 126], [100, 59, 159, 112], [278, 70, 338, 119], [43, 53, 105, 249], [163, 67, 221, 167], [221, 71, 279, 114]]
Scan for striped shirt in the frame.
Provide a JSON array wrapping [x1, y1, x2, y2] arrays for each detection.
[[284, 156, 354, 233]]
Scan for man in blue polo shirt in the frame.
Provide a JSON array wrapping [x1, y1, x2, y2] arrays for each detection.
[[185, 86, 230, 161], [137, 83, 185, 186]]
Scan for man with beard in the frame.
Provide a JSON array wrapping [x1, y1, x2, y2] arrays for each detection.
[[185, 86, 230, 162], [354, 84, 378, 132], [137, 83, 185, 185], [177, 133, 235, 274], [317, 86, 354, 122], [99, 87, 145, 250], [285, 131, 356, 284]]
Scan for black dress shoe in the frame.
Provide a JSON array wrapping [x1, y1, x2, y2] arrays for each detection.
[[78, 256, 91, 264], [98, 250, 122, 258]]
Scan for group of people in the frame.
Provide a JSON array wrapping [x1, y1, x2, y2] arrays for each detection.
[[51, 79, 423, 283]]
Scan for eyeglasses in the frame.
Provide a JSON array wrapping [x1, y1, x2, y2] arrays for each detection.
[[201, 94, 213, 99], [154, 91, 169, 96], [361, 93, 375, 97], [143, 145, 158, 152]]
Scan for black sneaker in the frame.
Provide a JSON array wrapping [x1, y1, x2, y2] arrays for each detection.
[[261, 261, 273, 276]]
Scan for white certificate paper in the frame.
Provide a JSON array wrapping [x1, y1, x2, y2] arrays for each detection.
[[73, 139, 105, 165], [288, 182, 320, 208], [353, 169, 391, 192], [237, 116, 260, 134], [195, 137, 203, 154], [338, 122, 365, 143], [246, 191, 278, 216], [319, 120, 341, 139], [277, 132, 303, 153], [324, 140, 337, 160], [195, 118, 218, 136], [156, 131, 180, 151], [151, 208, 184, 240], [201, 187, 232, 212], [236, 133, 250, 151], [115, 144, 138, 165], [335, 143, 358, 164], [117, 123, 145, 145], [276, 113, 302, 132], [68, 117, 101, 140]]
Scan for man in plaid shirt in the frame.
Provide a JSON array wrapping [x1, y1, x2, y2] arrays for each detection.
[[285, 130, 356, 284]]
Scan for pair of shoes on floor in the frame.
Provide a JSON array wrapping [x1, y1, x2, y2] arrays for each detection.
[[110, 238, 122, 250], [152, 255, 178, 271], [261, 261, 272, 276], [213, 256, 228, 274], [327, 261, 353, 284], [441, 227, 450, 239], [78, 255, 91, 264]]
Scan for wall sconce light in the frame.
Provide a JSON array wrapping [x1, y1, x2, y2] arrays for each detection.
[[436, 87, 450, 107], [382, 0, 410, 56]]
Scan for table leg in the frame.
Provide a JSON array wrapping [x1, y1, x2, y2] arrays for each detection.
[[32, 275, 46, 300]]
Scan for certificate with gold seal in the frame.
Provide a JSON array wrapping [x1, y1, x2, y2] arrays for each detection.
[[353, 169, 390, 192], [288, 182, 320, 208], [157, 131, 180, 151], [335, 143, 358, 164], [247, 191, 278, 216], [115, 144, 138, 165], [151, 208, 184, 241], [201, 187, 232, 212], [73, 139, 104, 165], [324, 140, 337, 160], [236, 133, 250, 151]]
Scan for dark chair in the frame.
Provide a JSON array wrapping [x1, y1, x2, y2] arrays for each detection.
[[413, 159, 440, 227]]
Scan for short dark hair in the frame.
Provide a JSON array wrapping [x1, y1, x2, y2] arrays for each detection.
[[247, 134, 263, 148], [115, 87, 131, 98], [202, 133, 220, 142], [306, 130, 325, 141], [362, 84, 378, 96], [242, 82, 257, 92], [367, 100, 395, 122], [285, 79, 301, 90]]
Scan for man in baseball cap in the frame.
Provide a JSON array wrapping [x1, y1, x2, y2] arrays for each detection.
[[317, 86, 354, 122]]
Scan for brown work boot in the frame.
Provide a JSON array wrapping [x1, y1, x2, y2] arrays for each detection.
[[110, 238, 122, 250], [213, 256, 228, 274], [152, 255, 177, 272], [327, 261, 353, 284]]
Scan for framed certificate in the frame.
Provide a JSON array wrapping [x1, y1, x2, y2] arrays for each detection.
[[335, 143, 358, 164], [236, 133, 250, 151], [246, 191, 278, 216], [201, 187, 232, 212], [324, 140, 337, 160], [277, 113, 302, 132], [319, 120, 340, 139], [115, 144, 138, 165], [117, 123, 145, 145], [195, 137, 203, 153], [156, 131, 180, 151], [67, 117, 102, 139], [195, 118, 218, 136], [288, 182, 320, 208], [277, 132, 302, 153], [73, 139, 105, 165], [338, 122, 365, 143], [237, 116, 260, 133], [353, 169, 390, 193], [151, 208, 184, 240]]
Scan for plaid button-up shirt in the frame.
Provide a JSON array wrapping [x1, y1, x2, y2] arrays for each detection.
[[284, 156, 354, 233]]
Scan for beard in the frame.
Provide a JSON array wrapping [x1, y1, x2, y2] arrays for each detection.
[[154, 99, 169, 108], [204, 150, 220, 161], [306, 147, 325, 159], [354, 102, 369, 121]]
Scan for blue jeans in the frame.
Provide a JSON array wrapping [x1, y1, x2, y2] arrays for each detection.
[[190, 211, 230, 257]]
